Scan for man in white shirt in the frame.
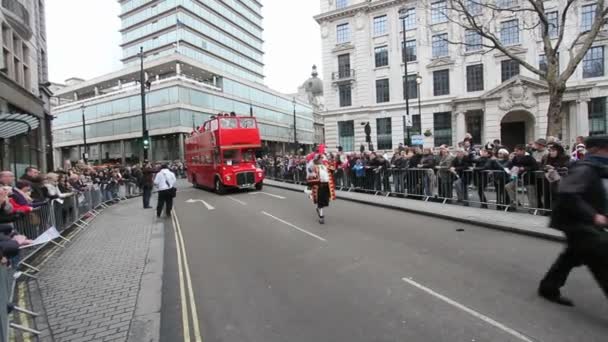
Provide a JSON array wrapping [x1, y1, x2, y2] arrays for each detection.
[[154, 164, 177, 218]]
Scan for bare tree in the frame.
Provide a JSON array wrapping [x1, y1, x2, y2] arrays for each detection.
[[442, 0, 608, 137]]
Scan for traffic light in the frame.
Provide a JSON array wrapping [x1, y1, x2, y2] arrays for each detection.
[[143, 136, 150, 149]]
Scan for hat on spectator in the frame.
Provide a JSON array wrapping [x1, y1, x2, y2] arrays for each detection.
[[484, 142, 495, 151], [535, 138, 547, 146], [498, 148, 509, 155], [585, 135, 608, 149]]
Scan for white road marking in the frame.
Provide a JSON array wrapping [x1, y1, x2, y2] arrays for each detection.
[[401, 277, 534, 342], [186, 198, 215, 210], [227, 196, 247, 205], [173, 210, 204, 341], [250, 192, 286, 199], [261, 211, 327, 242]]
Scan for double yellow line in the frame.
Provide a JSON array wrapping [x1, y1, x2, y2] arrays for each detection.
[[171, 209, 203, 341]]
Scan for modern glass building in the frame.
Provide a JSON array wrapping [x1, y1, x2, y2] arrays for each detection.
[[51, 0, 313, 165]]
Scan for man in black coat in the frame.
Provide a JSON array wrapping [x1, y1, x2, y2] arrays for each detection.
[[538, 136, 608, 306], [141, 162, 155, 209]]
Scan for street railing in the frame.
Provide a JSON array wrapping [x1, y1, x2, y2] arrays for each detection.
[[264, 165, 567, 216], [0, 183, 138, 341]]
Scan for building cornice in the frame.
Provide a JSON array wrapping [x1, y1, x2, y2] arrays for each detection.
[[315, 0, 411, 24]]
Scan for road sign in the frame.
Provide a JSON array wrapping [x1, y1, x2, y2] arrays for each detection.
[[405, 115, 413, 127], [411, 135, 425, 145]]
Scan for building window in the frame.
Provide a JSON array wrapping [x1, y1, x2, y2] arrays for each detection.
[[338, 54, 351, 78], [588, 97, 607, 136], [434, 112, 452, 146], [581, 4, 597, 32], [465, 0, 482, 15], [497, 0, 517, 7], [376, 79, 390, 103], [338, 120, 355, 151], [466, 110, 484, 144], [431, 1, 448, 24], [583, 46, 604, 78], [501, 59, 520, 82], [465, 30, 482, 52], [399, 8, 416, 30], [432, 33, 449, 57], [376, 117, 393, 150], [374, 15, 388, 36], [402, 39, 417, 62], [546, 11, 559, 38], [336, 23, 350, 44], [404, 115, 422, 145], [466, 64, 484, 92], [539, 53, 559, 76], [500, 20, 519, 45], [336, 0, 348, 9], [339, 84, 352, 107], [433, 69, 450, 96], [403, 75, 418, 99], [375, 45, 389, 67]]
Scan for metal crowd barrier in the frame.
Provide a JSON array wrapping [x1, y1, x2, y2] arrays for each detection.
[[264, 165, 567, 216], [0, 183, 140, 341]]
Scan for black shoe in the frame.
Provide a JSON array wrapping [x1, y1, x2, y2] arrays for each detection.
[[538, 290, 574, 306], [319, 216, 325, 224], [144, 206, 152, 209]]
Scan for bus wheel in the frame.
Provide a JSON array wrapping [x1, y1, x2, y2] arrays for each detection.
[[215, 178, 226, 195], [255, 182, 263, 191]]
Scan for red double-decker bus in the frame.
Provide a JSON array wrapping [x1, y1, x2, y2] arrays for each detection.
[[185, 115, 264, 194]]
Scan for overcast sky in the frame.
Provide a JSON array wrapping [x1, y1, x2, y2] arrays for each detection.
[[47, 0, 321, 93]]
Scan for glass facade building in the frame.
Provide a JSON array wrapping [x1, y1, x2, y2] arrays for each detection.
[[51, 0, 314, 165]]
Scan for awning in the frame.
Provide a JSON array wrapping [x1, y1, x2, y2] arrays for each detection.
[[0, 112, 40, 139]]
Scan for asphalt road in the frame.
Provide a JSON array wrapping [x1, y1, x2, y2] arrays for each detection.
[[161, 183, 608, 342]]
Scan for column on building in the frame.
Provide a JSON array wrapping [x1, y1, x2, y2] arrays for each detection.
[[120, 140, 126, 165], [455, 112, 466, 144], [576, 99, 590, 137], [97, 143, 102, 165], [178, 134, 185, 161]]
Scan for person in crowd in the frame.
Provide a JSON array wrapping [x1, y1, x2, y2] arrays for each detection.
[[307, 153, 336, 224], [485, 149, 511, 210], [154, 164, 177, 218], [531, 139, 550, 209], [0, 171, 14, 187], [20, 167, 45, 203], [572, 143, 586, 161], [142, 162, 155, 209], [392, 152, 408, 194], [436, 147, 455, 200], [352, 159, 365, 188], [44, 173, 74, 200], [571, 136, 585, 153], [420, 148, 437, 197], [472, 148, 492, 208], [451, 149, 472, 205], [505, 145, 539, 211], [541, 143, 570, 212], [538, 135, 608, 306]]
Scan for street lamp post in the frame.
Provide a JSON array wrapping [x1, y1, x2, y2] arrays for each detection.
[[401, 14, 411, 146], [80, 104, 88, 164], [416, 74, 422, 138], [139, 46, 150, 160], [292, 97, 298, 153]]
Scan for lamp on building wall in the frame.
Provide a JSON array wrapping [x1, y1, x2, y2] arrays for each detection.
[[80, 104, 88, 164]]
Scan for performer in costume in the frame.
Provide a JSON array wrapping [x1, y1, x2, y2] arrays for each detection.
[[307, 148, 336, 224]]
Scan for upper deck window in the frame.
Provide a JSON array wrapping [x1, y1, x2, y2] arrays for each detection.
[[220, 118, 238, 129], [240, 118, 256, 128]]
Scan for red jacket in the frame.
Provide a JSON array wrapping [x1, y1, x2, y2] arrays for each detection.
[[9, 198, 32, 214]]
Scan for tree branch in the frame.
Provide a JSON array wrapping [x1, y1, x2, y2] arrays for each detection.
[[553, 0, 576, 51]]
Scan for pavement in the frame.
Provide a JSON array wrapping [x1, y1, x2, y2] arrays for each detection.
[[28, 196, 164, 342], [164, 184, 608, 342], [264, 179, 563, 241]]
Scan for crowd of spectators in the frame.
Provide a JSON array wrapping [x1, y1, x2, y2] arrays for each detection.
[[261, 134, 584, 214]]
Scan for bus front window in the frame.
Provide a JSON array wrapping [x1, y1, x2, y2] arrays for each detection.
[[223, 149, 241, 165], [242, 150, 255, 163]]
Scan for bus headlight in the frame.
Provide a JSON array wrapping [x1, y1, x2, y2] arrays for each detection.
[[257, 172, 263, 178], [225, 175, 232, 181]]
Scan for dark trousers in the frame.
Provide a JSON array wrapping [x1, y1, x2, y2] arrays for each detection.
[[143, 186, 152, 208], [540, 232, 608, 299], [157, 189, 174, 217]]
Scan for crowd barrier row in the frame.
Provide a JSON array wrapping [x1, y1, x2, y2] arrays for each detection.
[[0, 182, 138, 342], [264, 166, 568, 215]]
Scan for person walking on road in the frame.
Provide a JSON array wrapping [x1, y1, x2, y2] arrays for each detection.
[[307, 152, 336, 224], [142, 162, 155, 209], [538, 135, 608, 306], [154, 164, 177, 218]]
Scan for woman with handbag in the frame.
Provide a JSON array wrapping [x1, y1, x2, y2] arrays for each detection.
[[154, 164, 177, 218]]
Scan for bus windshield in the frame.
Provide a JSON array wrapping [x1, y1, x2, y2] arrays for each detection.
[[222, 149, 256, 165]]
